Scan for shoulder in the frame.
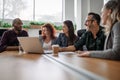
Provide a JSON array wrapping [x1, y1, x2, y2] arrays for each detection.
[[21, 30, 28, 33], [83, 31, 92, 36], [21, 30, 28, 35], [80, 31, 89, 39], [111, 22, 120, 33], [112, 22, 120, 30], [3, 29, 13, 34], [1, 30, 14, 38], [58, 33, 65, 37]]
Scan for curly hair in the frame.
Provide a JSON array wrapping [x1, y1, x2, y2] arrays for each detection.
[[41, 23, 56, 40]]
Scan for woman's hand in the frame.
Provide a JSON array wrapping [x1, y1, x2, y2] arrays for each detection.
[[76, 50, 90, 57], [59, 47, 62, 52]]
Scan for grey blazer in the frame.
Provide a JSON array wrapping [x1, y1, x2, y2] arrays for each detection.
[[89, 21, 120, 60]]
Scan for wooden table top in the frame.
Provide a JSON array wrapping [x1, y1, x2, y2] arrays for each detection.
[[45, 52, 120, 80], [0, 51, 87, 80]]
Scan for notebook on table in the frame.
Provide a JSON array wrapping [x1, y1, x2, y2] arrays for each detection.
[[17, 37, 53, 54]]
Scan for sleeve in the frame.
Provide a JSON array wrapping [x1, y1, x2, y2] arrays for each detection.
[[89, 22, 120, 60], [74, 36, 80, 43], [74, 33, 86, 50], [54, 33, 62, 46], [22, 30, 29, 36], [51, 37, 57, 45], [0, 31, 8, 52]]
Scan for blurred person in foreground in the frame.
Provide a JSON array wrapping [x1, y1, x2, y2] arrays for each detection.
[[77, 0, 120, 60]]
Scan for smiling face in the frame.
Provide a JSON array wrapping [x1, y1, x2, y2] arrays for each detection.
[[42, 27, 50, 36], [84, 15, 95, 30], [62, 23, 69, 34], [12, 18, 23, 31], [13, 23, 22, 31], [101, 8, 110, 25]]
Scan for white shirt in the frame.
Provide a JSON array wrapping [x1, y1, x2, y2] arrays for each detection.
[[43, 41, 52, 50]]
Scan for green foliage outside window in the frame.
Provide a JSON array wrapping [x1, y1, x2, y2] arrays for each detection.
[[0, 21, 66, 31], [30, 21, 45, 25], [22, 24, 30, 28], [54, 25, 62, 30], [0, 22, 12, 28]]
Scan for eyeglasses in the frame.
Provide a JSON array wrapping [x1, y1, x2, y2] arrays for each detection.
[[85, 20, 94, 22]]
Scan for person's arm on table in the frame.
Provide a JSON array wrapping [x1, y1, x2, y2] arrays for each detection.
[[59, 45, 76, 52]]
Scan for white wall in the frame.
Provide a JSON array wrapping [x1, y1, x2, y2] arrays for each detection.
[[76, 0, 104, 30], [63, 0, 104, 30], [62, 0, 74, 22]]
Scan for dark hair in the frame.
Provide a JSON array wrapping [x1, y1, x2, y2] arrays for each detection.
[[42, 23, 56, 40], [12, 18, 23, 26], [63, 20, 76, 43], [88, 12, 101, 25]]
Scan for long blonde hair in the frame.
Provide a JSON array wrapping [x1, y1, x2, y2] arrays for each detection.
[[103, 0, 118, 35], [116, 3, 120, 21]]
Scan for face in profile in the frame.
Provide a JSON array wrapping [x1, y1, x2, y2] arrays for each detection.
[[84, 15, 94, 30], [42, 27, 50, 36], [101, 8, 110, 25], [14, 23, 22, 31], [62, 24, 69, 34]]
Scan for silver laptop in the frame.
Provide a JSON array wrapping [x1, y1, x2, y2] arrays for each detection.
[[17, 37, 52, 54]]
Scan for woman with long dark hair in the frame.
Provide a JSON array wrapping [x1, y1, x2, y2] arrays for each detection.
[[56, 20, 78, 47]]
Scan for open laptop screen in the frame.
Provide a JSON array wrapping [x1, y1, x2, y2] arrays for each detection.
[[17, 37, 44, 53]]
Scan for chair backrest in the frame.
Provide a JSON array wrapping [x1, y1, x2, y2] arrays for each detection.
[[0, 29, 7, 40], [39, 29, 42, 35], [0, 29, 7, 36], [77, 29, 86, 37]]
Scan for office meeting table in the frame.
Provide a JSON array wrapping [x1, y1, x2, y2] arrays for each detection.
[[0, 51, 90, 80], [45, 52, 120, 80]]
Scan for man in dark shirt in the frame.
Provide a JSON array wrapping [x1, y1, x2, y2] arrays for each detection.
[[74, 26, 105, 50], [0, 18, 28, 52], [59, 12, 106, 51]]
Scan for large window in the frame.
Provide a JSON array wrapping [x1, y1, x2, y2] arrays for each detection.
[[0, 0, 62, 22], [0, 0, 3, 19], [104, 0, 109, 4], [35, 0, 62, 22]]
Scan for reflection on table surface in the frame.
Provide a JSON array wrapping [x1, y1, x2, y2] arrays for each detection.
[[0, 51, 89, 80], [45, 51, 120, 80]]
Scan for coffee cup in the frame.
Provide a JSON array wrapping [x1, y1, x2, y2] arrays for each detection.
[[52, 45, 59, 55]]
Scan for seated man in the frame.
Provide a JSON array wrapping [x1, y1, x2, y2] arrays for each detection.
[[60, 12, 106, 51], [0, 18, 28, 52]]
